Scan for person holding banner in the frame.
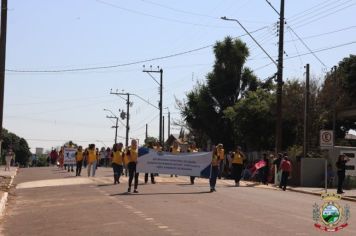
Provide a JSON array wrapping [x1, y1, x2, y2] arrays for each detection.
[[87, 144, 97, 177], [75, 146, 84, 176], [231, 146, 246, 187], [188, 143, 199, 184], [210, 146, 220, 192], [127, 140, 139, 193], [170, 141, 180, 177], [111, 143, 124, 185]]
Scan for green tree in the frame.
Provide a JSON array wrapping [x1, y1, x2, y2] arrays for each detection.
[[180, 37, 258, 150], [224, 88, 275, 150], [318, 55, 356, 140], [1, 129, 31, 166]]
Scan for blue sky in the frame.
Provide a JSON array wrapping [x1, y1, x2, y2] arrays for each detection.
[[4, 0, 356, 152]]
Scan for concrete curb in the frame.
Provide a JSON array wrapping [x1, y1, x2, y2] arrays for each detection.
[[0, 192, 9, 217], [252, 182, 356, 203], [286, 187, 356, 202], [0, 168, 18, 218]]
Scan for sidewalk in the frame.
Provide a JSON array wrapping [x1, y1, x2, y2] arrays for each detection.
[[248, 181, 356, 202], [0, 166, 18, 217]]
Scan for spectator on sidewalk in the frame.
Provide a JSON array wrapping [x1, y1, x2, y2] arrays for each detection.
[[5, 148, 15, 171], [336, 154, 350, 194], [273, 153, 283, 185], [279, 154, 292, 191], [260, 153, 269, 185]]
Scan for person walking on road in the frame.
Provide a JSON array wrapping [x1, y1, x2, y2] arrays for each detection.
[[209, 146, 220, 192], [58, 147, 64, 170], [217, 144, 225, 179], [170, 141, 180, 177], [75, 146, 84, 176], [5, 148, 15, 171], [231, 146, 246, 187], [188, 143, 199, 184], [279, 154, 292, 191], [87, 144, 97, 177], [111, 143, 124, 185], [336, 154, 350, 194], [127, 140, 139, 193]]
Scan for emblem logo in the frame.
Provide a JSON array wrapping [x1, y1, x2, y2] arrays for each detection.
[[313, 193, 350, 232]]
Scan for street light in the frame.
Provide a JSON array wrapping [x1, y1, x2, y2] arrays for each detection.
[[103, 108, 119, 144]]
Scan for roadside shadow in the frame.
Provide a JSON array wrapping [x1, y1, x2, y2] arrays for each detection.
[[63, 176, 77, 178], [97, 184, 114, 187], [110, 191, 211, 196]]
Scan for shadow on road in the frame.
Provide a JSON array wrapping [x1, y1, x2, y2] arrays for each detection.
[[110, 191, 211, 196]]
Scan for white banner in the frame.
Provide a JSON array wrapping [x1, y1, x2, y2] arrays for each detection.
[[64, 148, 77, 165], [137, 150, 212, 176]]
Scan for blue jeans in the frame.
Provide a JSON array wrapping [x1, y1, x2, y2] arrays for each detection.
[[210, 165, 219, 189], [112, 163, 123, 180]]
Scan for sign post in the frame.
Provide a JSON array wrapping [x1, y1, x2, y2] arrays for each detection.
[[320, 130, 334, 147]]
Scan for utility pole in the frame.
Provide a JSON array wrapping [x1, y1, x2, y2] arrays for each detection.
[[332, 66, 337, 146], [111, 91, 131, 147], [163, 116, 165, 144], [275, 0, 285, 153], [145, 124, 148, 140], [0, 0, 8, 150], [106, 115, 119, 144], [143, 66, 163, 144], [303, 64, 310, 158], [168, 111, 171, 137]]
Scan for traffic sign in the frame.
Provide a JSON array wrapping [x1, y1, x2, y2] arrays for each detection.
[[320, 130, 334, 147]]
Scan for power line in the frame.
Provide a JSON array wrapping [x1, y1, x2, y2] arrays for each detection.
[[287, 0, 341, 21], [6, 26, 268, 73], [96, 0, 244, 29], [287, 25, 327, 68], [140, 0, 269, 24], [291, 1, 356, 29], [284, 25, 356, 43]]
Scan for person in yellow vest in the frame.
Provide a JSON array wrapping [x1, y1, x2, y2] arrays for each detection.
[[210, 146, 220, 192], [188, 143, 199, 184], [87, 144, 97, 177], [111, 143, 125, 185], [231, 146, 246, 187], [170, 140, 180, 177], [75, 146, 84, 176], [217, 144, 225, 179], [126, 140, 139, 193]]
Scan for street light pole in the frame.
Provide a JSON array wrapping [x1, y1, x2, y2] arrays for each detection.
[[103, 109, 119, 144], [110, 91, 131, 147]]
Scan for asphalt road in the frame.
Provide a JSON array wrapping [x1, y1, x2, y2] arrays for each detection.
[[1, 167, 356, 236]]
